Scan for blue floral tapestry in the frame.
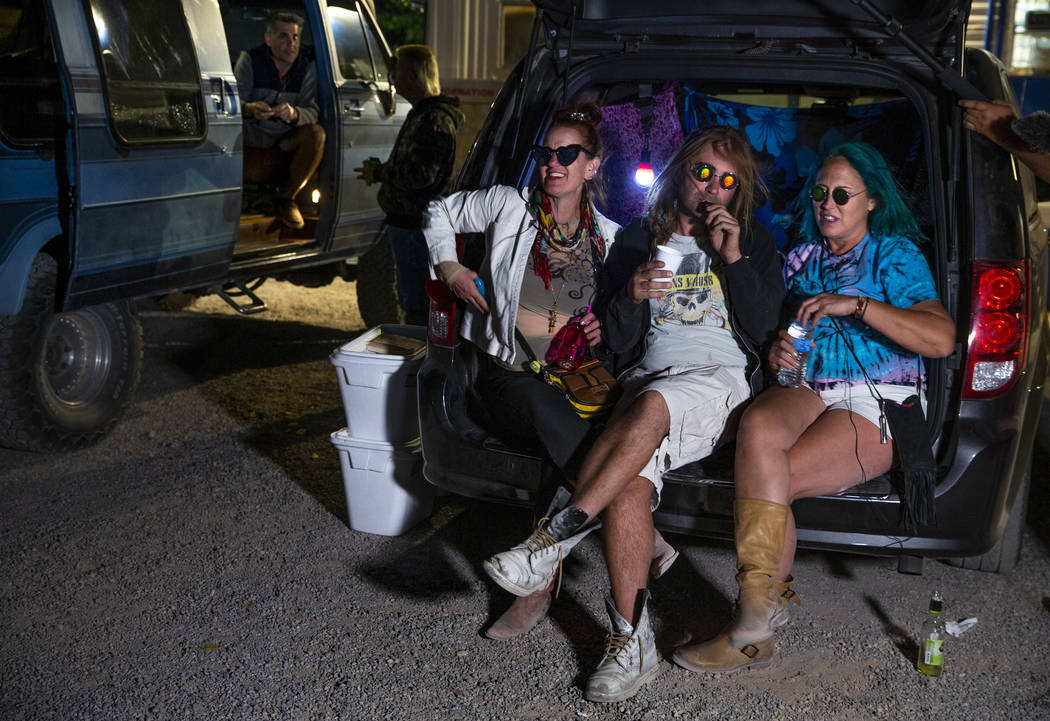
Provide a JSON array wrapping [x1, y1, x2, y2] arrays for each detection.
[[682, 89, 928, 251], [596, 87, 927, 252]]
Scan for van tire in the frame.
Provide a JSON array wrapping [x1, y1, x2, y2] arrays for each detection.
[[945, 461, 1029, 574], [0, 254, 142, 452], [356, 232, 404, 327]]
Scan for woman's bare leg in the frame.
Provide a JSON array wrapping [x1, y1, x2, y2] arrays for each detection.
[[735, 387, 896, 579]]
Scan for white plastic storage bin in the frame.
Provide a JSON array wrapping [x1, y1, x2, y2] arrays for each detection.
[[330, 325, 426, 442], [330, 429, 434, 536]]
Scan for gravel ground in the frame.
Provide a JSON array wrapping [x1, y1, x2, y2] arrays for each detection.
[[1, 278, 1049, 721]]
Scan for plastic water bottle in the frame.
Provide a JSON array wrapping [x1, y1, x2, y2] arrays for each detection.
[[916, 591, 946, 677], [777, 321, 813, 388]]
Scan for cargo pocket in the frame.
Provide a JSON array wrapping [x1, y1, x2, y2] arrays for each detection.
[[671, 366, 745, 465]]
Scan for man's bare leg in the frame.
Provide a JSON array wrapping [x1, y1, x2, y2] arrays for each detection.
[[584, 474, 660, 703], [482, 390, 670, 597], [571, 390, 670, 521], [603, 475, 655, 624]]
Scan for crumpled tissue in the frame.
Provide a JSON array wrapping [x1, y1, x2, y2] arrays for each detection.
[[945, 617, 978, 637]]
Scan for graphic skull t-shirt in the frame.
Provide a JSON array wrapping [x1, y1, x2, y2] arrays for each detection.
[[638, 232, 748, 372]]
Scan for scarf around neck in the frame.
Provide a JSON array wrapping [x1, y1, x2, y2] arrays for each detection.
[[527, 187, 607, 291]]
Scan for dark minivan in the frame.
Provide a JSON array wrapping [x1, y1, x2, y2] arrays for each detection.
[[417, 0, 1048, 574]]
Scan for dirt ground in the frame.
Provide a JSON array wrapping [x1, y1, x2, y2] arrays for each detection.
[[2, 277, 1049, 720]]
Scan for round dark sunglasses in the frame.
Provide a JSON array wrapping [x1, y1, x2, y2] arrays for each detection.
[[692, 163, 738, 191], [531, 144, 586, 167], [810, 184, 867, 205]]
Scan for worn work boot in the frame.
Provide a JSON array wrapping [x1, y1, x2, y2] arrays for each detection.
[[673, 499, 788, 673], [483, 523, 674, 640], [276, 198, 305, 229], [482, 506, 598, 597], [483, 580, 555, 640], [585, 590, 660, 703], [650, 528, 680, 580]]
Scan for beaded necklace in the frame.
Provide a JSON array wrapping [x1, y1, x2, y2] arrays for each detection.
[[527, 187, 606, 331]]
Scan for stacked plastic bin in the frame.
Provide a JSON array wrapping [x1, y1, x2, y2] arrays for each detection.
[[329, 325, 433, 535]]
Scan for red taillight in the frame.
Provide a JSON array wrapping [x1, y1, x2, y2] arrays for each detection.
[[426, 278, 456, 347], [978, 267, 1023, 310], [425, 233, 469, 348], [974, 312, 1020, 353], [962, 261, 1029, 398]]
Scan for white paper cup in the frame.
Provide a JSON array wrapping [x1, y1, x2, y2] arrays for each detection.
[[654, 245, 684, 275]]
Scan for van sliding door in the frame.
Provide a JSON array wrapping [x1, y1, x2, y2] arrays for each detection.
[[51, 0, 239, 310]]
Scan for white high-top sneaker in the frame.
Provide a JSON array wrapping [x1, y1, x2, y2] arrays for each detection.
[[482, 508, 599, 597], [584, 590, 660, 703]]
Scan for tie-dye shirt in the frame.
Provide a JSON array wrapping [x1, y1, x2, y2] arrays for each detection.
[[783, 233, 939, 389]]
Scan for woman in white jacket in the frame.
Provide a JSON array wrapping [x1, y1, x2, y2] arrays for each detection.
[[424, 101, 677, 640]]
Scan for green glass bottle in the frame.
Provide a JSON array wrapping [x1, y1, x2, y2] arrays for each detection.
[[917, 590, 945, 676]]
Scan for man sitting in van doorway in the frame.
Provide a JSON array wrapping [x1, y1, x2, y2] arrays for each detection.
[[234, 11, 325, 230]]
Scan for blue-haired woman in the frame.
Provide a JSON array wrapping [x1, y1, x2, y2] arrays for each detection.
[[674, 141, 955, 673]]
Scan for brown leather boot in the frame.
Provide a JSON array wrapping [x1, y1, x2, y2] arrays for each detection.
[[673, 499, 788, 673], [772, 575, 802, 629], [483, 580, 554, 640]]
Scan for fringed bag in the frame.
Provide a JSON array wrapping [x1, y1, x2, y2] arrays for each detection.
[[879, 394, 937, 528], [833, 319, 937, 529]]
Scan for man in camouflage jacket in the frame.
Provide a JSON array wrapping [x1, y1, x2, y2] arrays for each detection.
[[357, 45, 464, 325]]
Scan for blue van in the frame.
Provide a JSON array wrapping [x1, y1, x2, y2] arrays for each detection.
[[0, 0, 407, 450]]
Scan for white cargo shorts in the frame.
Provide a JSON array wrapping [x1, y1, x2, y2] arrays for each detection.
[[618, 363, 750, 505]]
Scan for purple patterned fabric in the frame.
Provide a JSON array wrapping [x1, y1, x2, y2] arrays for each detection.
[[598, 83, 684, 226]]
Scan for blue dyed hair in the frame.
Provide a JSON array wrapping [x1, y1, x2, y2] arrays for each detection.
[[794, 141, 924, 246]]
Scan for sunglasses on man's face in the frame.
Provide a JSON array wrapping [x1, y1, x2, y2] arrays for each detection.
[[809, 184, 867, 206], [692, 163, 738, 191], [531, 144, 586, 167]]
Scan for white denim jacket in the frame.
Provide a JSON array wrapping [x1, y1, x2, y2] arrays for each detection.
[[424, 185, 620, 364]]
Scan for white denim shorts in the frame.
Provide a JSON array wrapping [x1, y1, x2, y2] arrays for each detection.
[[619, 363, 751, 504], [811, 382, 925, 439]]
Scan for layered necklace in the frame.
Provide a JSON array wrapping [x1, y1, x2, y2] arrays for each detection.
[[527, 187, 606, 332]]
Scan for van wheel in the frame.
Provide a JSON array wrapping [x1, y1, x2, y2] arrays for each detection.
[[356, 232, 404, 327], [0, 254, 143, 452], [945, 461, 1030, 574]]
